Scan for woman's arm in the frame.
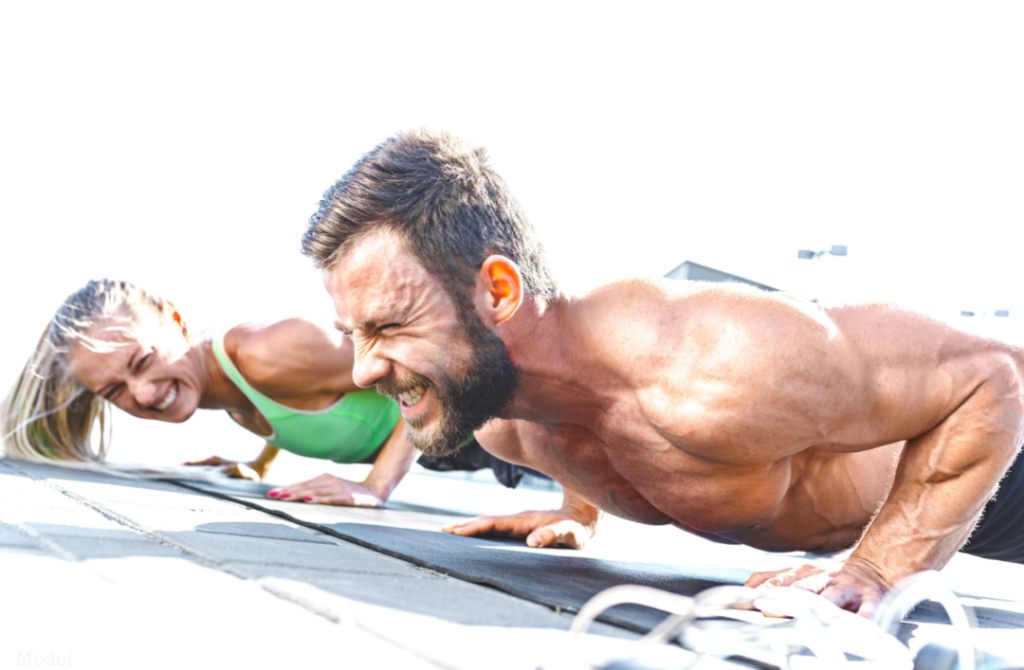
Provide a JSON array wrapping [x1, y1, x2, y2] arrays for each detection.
[[267, 420, 419, 507]]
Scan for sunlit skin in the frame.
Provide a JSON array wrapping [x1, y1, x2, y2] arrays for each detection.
[[64, 302, 597, 547], [66, 308, 421, 507], [327, 233, 599, 548], [326, 228, 1024, 616]]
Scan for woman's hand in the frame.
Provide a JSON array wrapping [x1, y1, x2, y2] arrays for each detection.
[[267, 473, 386, 508], [185, 444, 279, 482], [184, 455, 268, 481], [442, 491, 603, 549]]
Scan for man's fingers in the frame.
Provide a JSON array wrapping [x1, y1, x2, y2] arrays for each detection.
[[764, 564, 821, 588], [526, 527, 557, 547], [527, 520, 587, 549], [820, 582, 883, 617], [440, 512, 588, 548], [819, 583, 860, 613], [790, 571, 833, 595], [856, 595, 881, 620], [745, 570, 788, 589], [443, 517, 500, 536]]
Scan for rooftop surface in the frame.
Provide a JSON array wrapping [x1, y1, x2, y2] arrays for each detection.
[[4, 457, 1024, 669]]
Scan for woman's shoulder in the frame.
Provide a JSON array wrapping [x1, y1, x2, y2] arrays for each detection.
[[222, 319, 355, 396]]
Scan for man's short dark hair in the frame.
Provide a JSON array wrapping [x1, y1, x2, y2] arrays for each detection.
[[302, 129, 557, 303]]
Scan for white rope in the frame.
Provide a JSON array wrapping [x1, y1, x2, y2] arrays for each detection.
[[570, 577, 966, 670], [872, 570, 976, 670]]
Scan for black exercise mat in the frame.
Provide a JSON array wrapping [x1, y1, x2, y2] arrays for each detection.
[[174, 480, 1024, 633], [171, 480, 753, 633], [318, 522, 750, 632]]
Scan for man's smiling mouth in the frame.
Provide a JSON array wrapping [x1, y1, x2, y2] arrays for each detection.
[[397, 385, 425, 407], [153, 381, 178, 412]]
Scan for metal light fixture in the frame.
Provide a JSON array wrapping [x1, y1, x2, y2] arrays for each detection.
[[962, 310, 1010, 318], [798, 245, 848, 259]]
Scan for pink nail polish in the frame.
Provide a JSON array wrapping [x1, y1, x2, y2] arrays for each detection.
[[279, 493, 291, 499], [267, 491, 278, 497], [303, 496, 312, 502]]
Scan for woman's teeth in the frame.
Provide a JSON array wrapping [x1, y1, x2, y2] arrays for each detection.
[[155, 383, 178, 412], [399, 385, 426, 406]]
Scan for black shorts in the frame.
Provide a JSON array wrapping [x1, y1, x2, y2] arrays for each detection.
[[961, 452, 1024, 563], [416, 437, 547, 489]]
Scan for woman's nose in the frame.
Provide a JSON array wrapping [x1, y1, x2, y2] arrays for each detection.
[[127, 377, 159, 407]]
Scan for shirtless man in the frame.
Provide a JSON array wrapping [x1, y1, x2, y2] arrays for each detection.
[[300, 129, 1024, 616]]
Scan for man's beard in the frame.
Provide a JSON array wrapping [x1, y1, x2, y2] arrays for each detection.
[[381, 311, 516, 458]]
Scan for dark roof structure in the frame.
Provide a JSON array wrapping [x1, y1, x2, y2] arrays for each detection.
[[665, 260, 777, 292]]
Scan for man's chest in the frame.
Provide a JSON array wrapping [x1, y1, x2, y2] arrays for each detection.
[[518, 410, 792, 531]]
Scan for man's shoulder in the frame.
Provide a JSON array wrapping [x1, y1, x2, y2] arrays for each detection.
[[579, 276, 817, 317], [584, 282, 864, 453], [576, 278, 835, 362]]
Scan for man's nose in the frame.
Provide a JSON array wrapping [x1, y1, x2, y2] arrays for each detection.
[[351, 347, 391, 389]]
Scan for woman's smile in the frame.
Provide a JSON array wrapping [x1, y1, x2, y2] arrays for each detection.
[[152, 380, 179, 413]]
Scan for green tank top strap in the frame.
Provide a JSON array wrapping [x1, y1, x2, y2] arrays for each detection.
[[211, 337, 294, 426], [210, 335, 400, 464]]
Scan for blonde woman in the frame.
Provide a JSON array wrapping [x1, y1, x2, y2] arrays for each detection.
[[1, 279, 551, 509]]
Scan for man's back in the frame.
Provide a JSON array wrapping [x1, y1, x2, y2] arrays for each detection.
[[307, 128, 1024, 612], [481, 279, 1023, 553]]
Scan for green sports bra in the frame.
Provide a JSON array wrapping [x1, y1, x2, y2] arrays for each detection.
[[211, 336, 401, 463]]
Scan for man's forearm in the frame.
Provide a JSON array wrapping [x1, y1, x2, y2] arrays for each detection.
[[561, 489, 603, 527], [850, 383, 1022, 584]]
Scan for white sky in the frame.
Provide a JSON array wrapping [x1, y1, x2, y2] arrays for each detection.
[[1, 2, 1022, 464]]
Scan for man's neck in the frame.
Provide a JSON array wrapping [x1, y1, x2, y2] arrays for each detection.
[[495, 291, 619, 425]]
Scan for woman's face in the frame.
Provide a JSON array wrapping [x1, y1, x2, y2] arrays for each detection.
[[67, 317, 206, 423]]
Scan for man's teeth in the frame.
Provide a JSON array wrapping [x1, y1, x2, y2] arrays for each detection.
[[155, 384, 178, 412], [398, 385, 426, 406]]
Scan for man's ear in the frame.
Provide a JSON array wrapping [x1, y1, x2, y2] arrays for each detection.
[[161, 299, 188, 336], [475, 256, 523, 325]]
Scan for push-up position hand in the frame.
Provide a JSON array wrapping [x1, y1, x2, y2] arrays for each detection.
[[185, 455, 265, 482], [185, 444, 280, 482], [441, 491, 602, 549], [267, 473, 386, 508], [744, 558, 890, 618]]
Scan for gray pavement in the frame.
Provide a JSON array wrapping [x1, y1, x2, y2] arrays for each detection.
[[0, 459, 705, 670], [4, 457, 1024, 669]]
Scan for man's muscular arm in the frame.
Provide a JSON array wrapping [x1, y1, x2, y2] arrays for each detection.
[[749, 339, 1024, 616], [839, 376, 1022, 613], [444, 418, 605, 549]]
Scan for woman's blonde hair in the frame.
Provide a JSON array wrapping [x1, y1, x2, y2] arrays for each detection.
[[1, 279, 166, 465]]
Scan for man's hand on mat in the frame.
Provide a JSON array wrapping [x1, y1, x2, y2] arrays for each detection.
[[441, 501, 602, 549], [185, 456, 265, 482], [266, 473, 385, 508], [744, 559, 890, 618]]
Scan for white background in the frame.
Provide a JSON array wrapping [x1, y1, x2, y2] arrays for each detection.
[[2, 2, 1022, 467]]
